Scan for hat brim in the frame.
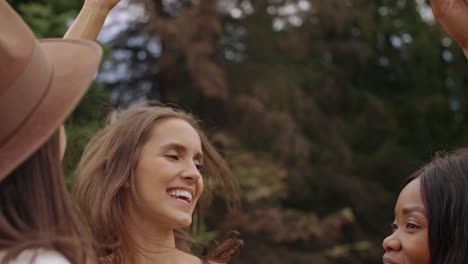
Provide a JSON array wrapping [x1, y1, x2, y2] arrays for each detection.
[[0, 38, 102, 180]]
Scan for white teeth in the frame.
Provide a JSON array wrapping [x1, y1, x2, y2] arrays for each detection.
[[167, 189, 193, 202]]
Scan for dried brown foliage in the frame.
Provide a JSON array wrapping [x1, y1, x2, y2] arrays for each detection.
[[148, 0, 228, 100], [223, 207, 355, 247], [139, 1, 400, 263]]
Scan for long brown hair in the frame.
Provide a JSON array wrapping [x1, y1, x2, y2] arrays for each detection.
[[0, 130, 92, 264], [73, 104, 239, 263]]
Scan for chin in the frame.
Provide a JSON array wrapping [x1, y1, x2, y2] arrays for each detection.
[[172, 215, 193, 228]]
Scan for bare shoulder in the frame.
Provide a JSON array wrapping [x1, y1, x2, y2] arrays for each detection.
[[175, 250, 228, 264], [176, 250, 204, 264]]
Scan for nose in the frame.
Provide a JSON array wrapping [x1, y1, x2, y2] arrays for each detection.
[[180, 162, 202, 182], [382, 232, 401, 252]]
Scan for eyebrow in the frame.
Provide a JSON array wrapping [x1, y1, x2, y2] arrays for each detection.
[[401, 206, 427, 216], [161, 142, 204, 160]]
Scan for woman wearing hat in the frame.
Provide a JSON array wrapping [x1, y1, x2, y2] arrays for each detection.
[[0, 0, 113, 262]]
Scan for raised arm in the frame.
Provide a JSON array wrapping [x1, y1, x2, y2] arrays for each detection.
[[431, 0, 468, 58], [64, 0, 121, 41]]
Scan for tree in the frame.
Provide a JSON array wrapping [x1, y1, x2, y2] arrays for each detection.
[[12, 0, 468, 262]]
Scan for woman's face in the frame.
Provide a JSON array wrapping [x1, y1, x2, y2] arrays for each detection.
[[382, 178, 430, 264], [132, 118, 204, 228]]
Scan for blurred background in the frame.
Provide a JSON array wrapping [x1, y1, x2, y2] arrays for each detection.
[[9, 0, 468, 263]]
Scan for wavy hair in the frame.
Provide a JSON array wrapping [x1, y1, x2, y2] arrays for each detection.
[[73, 103, 240, 263]]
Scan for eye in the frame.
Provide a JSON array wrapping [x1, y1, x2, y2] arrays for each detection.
[[389, 222, 398, 233], [195, 163, 204, 172], [165, 154, 179, 160], [406, 222, 419, 230]]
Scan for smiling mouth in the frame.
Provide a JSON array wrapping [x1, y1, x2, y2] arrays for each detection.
[[167, 189, 193, 204]]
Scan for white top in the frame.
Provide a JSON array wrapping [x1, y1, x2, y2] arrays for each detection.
[[0, 249, 70, 264]]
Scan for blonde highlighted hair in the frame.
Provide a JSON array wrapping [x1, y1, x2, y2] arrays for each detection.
[[73, 103, 239, 263]]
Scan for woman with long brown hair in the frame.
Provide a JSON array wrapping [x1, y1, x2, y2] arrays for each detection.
[[0, 1, 103, 263], [0, 0, 123, 262], [74, 104, 241, 264]]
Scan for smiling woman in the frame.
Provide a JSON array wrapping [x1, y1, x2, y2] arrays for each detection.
[[73, 103, 241, 264], [382, 150, 468, 264], [131, 118, 204, 229]]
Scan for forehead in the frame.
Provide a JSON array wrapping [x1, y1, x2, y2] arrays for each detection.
[[148, 118, 202, 151], [395, 178, 426, 214]]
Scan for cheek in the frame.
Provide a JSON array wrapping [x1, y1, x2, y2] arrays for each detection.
[[137, 158, 172, 183], [133, 173, 168, 211], [404, 232, 430, 264], [134, 161, 167, 197]]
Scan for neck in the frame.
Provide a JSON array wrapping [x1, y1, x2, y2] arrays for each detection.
[[125, 203, 179, 264]]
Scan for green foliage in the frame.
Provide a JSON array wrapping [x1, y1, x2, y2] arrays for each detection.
[[64, 85, 110, 184], [192, 213, 220, 244], [10, 0, 80, 37], [17, 2, 75, 37], [206, 0, 467, 263], [11, 0, 468, 263], [142, 1, 467, 261]]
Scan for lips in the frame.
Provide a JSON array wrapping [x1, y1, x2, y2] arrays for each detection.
[[383, 255, 398, 264]]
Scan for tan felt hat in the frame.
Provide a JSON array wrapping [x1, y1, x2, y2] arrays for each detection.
[[0, 1, 103, 181]]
